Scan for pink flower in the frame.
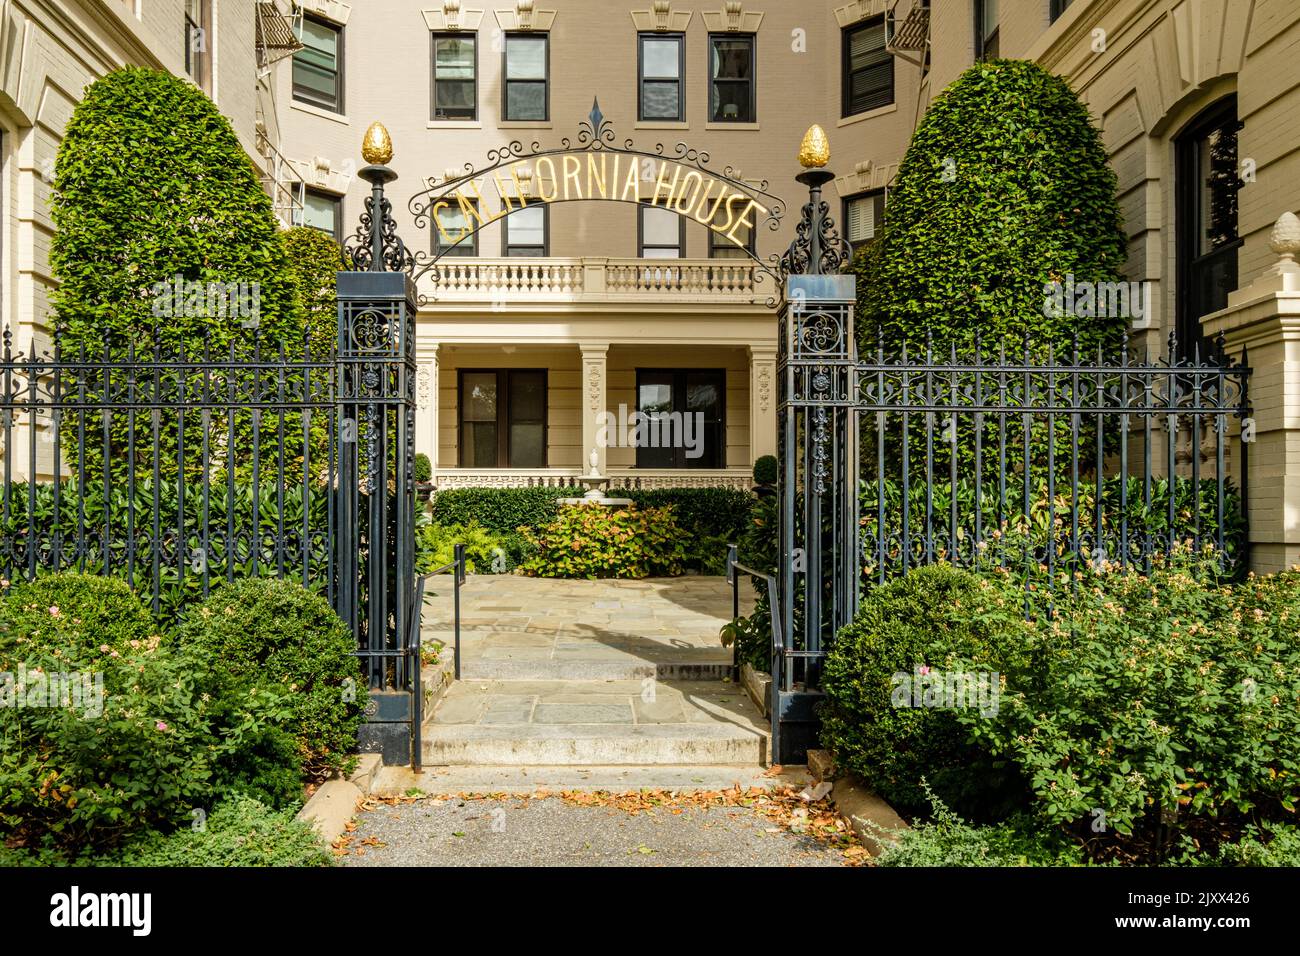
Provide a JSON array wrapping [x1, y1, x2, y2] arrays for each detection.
[[99, 644, 110, 653], [49, 606, 60, 618], [155, 721, 169, 732], [918, 665, 931, 676]]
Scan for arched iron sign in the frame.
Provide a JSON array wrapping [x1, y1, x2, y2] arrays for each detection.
[[346, 99, 788, 303]]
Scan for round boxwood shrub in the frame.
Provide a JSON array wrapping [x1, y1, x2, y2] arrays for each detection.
[[752, 455, 778, 487], [180, 578, 366, 779], [858, 59, 1127, 356], [819, 564, 1031, 817]]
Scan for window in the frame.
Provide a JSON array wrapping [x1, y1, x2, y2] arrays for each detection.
[[503, 33, 548, 121], [842, 18, 893, 117], [709, 34, 755, 123], [975, 0, 999, 60], [299, 189, 341, 242], [294, 14, 343, 112], [1175, 97, 1243, 352], [1050, 0, 1073, 23], [432, 33, 476, 120], [636, 370, 726, 469], [433, 201, 478, 257], [459, 370, 547, 468], [640, 204, 684, 258], [639, 34, 684, 121], [844, 191, 885, 252], [503, 204, 547, 256], [709, 218, 754, 259], [185, 0, 211, 92]]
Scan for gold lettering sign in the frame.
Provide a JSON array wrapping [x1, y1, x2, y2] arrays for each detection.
[[433, 152, 766, 251]]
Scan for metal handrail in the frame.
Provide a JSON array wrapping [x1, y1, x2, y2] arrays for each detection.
[[726, 544, 783, 766], [408, 542, 467, 772]]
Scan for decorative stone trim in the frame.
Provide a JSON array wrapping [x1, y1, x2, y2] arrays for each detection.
[[422, 3, 486, 32], [701, 4, 763, 34], [835, 159, 898, 196], [289, 156, 351, 195], [295, 0, 351, 26], [832, 0, 888, 28], [630, 3, 693, 33], [493, 2, 556, 32]]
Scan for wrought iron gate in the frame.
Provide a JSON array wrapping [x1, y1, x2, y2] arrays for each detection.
[[772, 171, 1253, 764]]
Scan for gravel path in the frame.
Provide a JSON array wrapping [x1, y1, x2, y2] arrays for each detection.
[[340, 795, 853, 867]]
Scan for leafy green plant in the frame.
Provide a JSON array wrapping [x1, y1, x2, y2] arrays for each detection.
[[857, 59, 1126, 357], [281, 225, 345, 353], [416, 516, 516, 574], [180, 578, 367, 780], [431, 486, 584, 535], [956, 557, 1300, 841], [414, 453, 433, 484], [819, 564, 1032, 816], [752, 455, 778, 487], [0, 574, 284, 852], [519, 505, 686, 579]]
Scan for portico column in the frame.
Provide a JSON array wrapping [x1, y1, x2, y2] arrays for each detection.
[[580, 342, 609, 474], [749, 344, 778, 462], [416, 339, 440, 474]]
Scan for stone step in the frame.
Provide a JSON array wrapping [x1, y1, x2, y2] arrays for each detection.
[[373, 764, 809, 795], [461, 659, 732, 681], [422, 679, 770, 767]]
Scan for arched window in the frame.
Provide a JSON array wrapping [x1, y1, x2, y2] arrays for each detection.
[[1174, 96, 1243, 353]]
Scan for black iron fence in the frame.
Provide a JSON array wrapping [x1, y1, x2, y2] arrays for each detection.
[[775, 273, 1253, 761]]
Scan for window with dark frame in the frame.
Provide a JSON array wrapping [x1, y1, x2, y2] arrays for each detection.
[[433, 200, 478, 257], [709, 33, 755, 123], [636, 369, 726, 469], [293, 13, 343, 112], [639, 203, 684, 258], [709, 218, 754, 259], [432, 32, 477, 120], [844, 190, 885, 252], [639, 33, 685, 121], [503, 204, 548, 256], [503, 32, 549, 121], [1050, 0, 1073, 23], [458, 369, 547, 468], [1175, 96, 1243, 354], [842, 17, 893, 117], [300, 189, 341, 242], [975, 0, 1000, 60]]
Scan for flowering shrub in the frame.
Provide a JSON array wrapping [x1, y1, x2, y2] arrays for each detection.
[[518, 504, 686, 579], [956, 556, 1300, 844], [0, 574, 286, 851]]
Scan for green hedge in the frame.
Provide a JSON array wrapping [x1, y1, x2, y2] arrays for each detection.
[[519, 505, 686, 579]]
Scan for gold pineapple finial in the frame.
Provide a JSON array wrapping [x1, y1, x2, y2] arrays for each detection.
[[798, 124, 830, 169], [362, 122, 394, 165]]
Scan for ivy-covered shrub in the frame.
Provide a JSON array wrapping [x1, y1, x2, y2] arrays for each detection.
[[519, 505, 686, 579], [281, 226, 345, 353], [51, 67, 300, 352], [957, 557, 1300, 846], [105, 794, 333, 867], [857, 59, 1127, 356], [180, 578, 366, 780], [0, 574, 284, 852], [819, 564, 1032, 816]]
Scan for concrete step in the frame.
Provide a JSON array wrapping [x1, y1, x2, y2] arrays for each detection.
[[461, 659, 732, 681], [422, 679, 770, 767], [373, 764, 809, 795]]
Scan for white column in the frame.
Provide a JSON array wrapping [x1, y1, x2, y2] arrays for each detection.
[[749, 344, 777, 463], [415, 340, 440, 472], [580, 342, 609, 473]]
